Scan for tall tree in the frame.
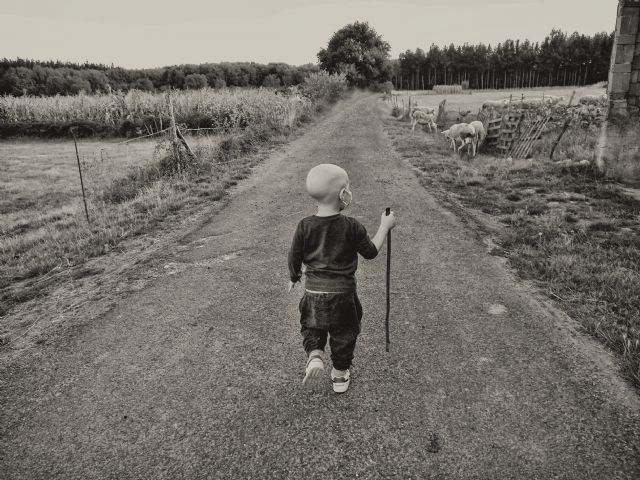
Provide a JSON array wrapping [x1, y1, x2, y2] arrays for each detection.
[[317, 21, 391, 87]]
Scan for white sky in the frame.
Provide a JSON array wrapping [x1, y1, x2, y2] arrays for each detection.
[[0, 0, 619, 68]]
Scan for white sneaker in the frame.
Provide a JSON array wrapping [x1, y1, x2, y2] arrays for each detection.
[[302, 350, 324, 387], [331, 368, 351, 393]]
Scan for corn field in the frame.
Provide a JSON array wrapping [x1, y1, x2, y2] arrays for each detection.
[[0, 87, 316, 132]]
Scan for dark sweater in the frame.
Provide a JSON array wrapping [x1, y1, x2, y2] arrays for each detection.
[[288, 214, 378, 292]]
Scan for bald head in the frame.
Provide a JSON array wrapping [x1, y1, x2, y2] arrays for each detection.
[[306, 164, 349, 201]]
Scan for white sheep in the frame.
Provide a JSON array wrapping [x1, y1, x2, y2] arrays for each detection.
[[411, 110, 438, 133], [579, 94, 607, 106], [544, 95, 565, 105], [411, 105, 437, 115], [442, 123, 476, 155], [482, 99, 508, 110], [469, 120, 486, 156]]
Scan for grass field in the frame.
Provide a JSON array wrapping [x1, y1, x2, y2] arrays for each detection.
[[381, 91, 640, 389], [0, 74, 347, 323], [391, 85, 606, 112], [0, 134, 244, 317], [1, 139, 156, 224]]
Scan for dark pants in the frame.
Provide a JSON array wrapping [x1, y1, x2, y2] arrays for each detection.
[[299, 291, 363, 371]]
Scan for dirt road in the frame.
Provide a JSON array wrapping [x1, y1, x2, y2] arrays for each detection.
[[1, 92, 639, 479]]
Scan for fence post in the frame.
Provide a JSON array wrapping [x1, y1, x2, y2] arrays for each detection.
[[166, 89, 182, 168]]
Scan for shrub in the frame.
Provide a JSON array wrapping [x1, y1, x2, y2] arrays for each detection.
[[370, 81, 394, 94], [185, 74, 208, 90], [302, 71, 347, 103], [262, 74, 281, 88]]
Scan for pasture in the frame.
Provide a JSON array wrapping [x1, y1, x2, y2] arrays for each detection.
[[0, 74, 348, 320], [381, 91, 640, 388], [391, 85, 606, 112]]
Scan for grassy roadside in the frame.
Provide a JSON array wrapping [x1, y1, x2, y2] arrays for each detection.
[[0, 86, 347, 325], [382, 107, 640, 390]]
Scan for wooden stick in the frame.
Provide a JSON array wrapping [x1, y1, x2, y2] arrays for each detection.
[[166, 89, 181, 168], [176, 127, 196, 159], [385, 207, 391, 353], [71, 129, 90, 225], [550, 90, 577, 160]]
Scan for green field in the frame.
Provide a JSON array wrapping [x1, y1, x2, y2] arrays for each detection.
[[381, 95, 640, 388], [391, 85, 606, 111]]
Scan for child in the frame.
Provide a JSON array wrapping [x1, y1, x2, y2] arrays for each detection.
[[288, 163, 396, 393]]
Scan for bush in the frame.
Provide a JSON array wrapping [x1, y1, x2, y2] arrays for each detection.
[[262, 74, 281, 88], [302, 71, 347, 102], [185, 74, 208, 90], [370, 81, 394, 94], [101, 164, 162, 203]]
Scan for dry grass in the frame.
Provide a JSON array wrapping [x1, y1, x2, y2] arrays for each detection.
[[382, 102, 640, 390], [531, 122, 640, 183], [0, 126, 308, 320], [392, 86, 606, 113], [0, 75, 348, 322]]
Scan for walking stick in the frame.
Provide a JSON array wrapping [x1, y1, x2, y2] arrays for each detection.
[[385, 207, 391, 352]]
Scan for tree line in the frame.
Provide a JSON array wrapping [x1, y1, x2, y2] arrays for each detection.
[[394, 29, 614, 90], [0, 26, 615, 96], [0, 58, 319, 96]]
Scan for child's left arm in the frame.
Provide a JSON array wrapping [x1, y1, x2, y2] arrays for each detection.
[[287, 222, 304, 292]]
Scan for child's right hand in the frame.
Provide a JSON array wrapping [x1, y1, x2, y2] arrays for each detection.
[[381, 210, 397, 230]]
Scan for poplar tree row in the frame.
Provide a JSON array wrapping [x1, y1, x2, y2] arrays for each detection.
[[394, 29, 614, 90]]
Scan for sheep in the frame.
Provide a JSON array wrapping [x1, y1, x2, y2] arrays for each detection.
[[469, 120, 486, 156], [482, 99, 508, 110], [442, 123, 476, 155], [456, 110, 472, 122], [544, 95, 565, 105], [411, 105, 437, 115], [579, 94, 607, 106], [519, 98, 546, 108], [411, 110, 438, 133]]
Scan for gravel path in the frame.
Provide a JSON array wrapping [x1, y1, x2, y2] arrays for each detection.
[[1, 92, 639, 479]]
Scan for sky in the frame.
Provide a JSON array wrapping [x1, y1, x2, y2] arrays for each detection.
[[0, 0, 620, 69]]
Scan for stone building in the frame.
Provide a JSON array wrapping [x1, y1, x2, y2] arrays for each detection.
[[609, 0, 640, 117]]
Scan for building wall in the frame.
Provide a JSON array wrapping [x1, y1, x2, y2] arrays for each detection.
[[609, 0, 640, 116]]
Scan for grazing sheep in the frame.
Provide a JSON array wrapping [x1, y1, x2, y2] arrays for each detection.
[[411, 105, 437, 115], [469, 120, 486, 156], [519, 98, 547, 108], [579, 94, 607, 106], [544, 95, 565, 105], [411, 110, 438, 133], [456, 110, 472, 122], [482, 99, 508, 110], [442, 123, 476, 155]]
